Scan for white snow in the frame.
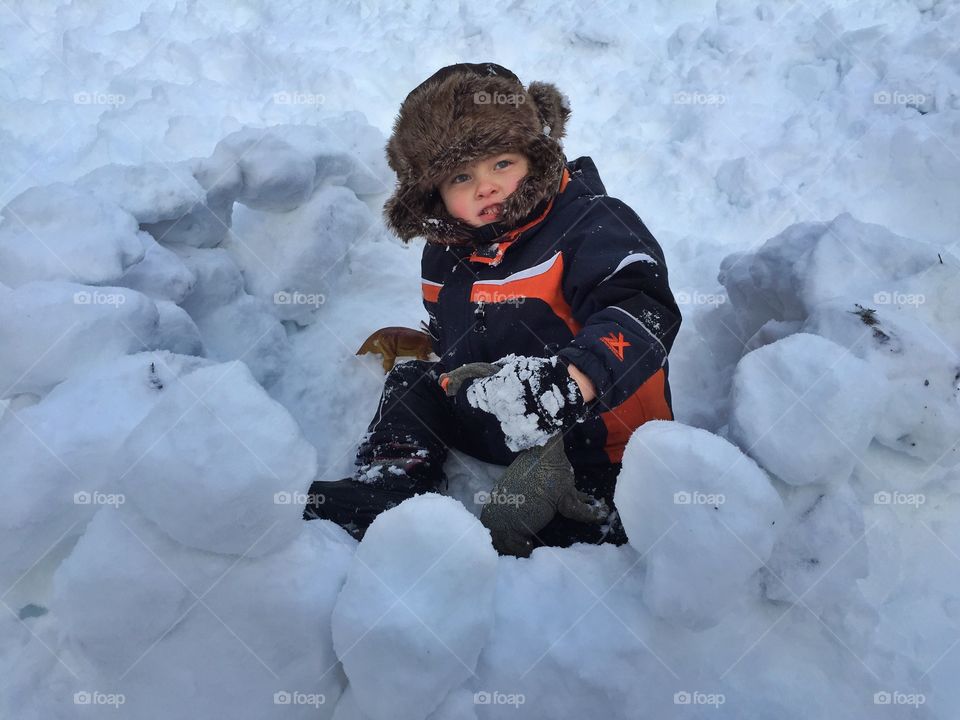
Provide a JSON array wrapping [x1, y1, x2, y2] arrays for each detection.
[[0, 351, 209, 596], [760, 482, 870, 619], [1, 1, 959, 718], [114, 233, 197, 303], [47, 504, 355, 718], [331, 494, 497, 720], [0, 183, 145, 287], [616, 420, 784, 630], [0, 282, 163, 397], [728, 332, 889, 486], [117, 361, 317, 557], [226, 184, 373, 326]]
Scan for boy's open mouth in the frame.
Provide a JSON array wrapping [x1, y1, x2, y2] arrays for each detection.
[[479, 203, 503, 220]]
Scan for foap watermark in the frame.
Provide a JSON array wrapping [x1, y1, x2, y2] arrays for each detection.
[[274, 291, 325, 308], [73, 290, 126, 307], [874, 690, 925, 707], [474, 291, 526, 307], [273, 690, 326, 707], [274, 491, 325, 506], [674, 690, 725, 707], [874, 491, 925, 508], [675, 290, 726, 307], [674, 490, 725, 507], [74, 691, 125, 707], [74, 91, 126, 108], [273, 91, 325, 106], [873, 290, 925, 307], [475, 490, 525, 508], [474, 690, 525, 708], [873, 90, 926, 107], [473, 90, 526, 106], [673, 91, 726, 106], [74, 490, 125, 508]]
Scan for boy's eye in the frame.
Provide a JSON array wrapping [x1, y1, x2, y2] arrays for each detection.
[[495, 159, 512, 170], [450, 173, 469, 184]]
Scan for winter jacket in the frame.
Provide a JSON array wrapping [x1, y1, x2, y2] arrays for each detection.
[[421, 155, 681, 468]]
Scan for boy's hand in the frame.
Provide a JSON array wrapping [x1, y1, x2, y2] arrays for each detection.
[[439, 354, 587, 452], [565, 362, 597, 402]]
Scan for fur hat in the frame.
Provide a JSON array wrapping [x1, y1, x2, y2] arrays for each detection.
[[383, 62, 571, 246]]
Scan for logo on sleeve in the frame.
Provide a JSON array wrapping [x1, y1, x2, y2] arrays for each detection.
[[600, 332, 630, 361]]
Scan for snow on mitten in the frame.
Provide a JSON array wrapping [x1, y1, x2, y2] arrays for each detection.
[[439, 354, 587, 452]]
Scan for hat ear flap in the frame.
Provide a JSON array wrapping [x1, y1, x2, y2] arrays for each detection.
[[383, 185, 429, 243], [527, 81, 571, 141], [384, 183, 471, 245]]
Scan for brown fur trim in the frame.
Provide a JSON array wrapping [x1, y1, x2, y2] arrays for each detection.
[[383, 65, 571, 245]]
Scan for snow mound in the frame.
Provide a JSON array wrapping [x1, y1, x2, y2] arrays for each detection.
[[49, 504, 354, 718], [118, 361, 317, 557], [728, 332, 889, 486], [0, 183, 144, 287], [210, 123, 389, 213], [0, 282, 162, 398], [175, 247, 290, 387], [806, 299, 960, 471], [226, 184, 374, 326], [616, 421, 783, 630], [76, 161, 207, 225], [115, 234, 197, 303], [0, 352, 210, 594], [718, 213, 942, 343], [332, 494, 497, 720], [761, 482, 870, 616]]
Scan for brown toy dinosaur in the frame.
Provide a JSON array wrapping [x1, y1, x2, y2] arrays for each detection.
[[356, 325, 434, 372]]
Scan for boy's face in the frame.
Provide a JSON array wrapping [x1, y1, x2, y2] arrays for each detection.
[[437, 152, 529, 227]]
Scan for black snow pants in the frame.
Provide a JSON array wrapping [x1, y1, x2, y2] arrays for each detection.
[[303, 360, 627, 550]]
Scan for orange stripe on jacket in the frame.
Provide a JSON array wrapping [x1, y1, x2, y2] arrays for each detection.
[[421, 280, 442, 303], [469, 252, 581, 336], [599, 368, 672, 463]]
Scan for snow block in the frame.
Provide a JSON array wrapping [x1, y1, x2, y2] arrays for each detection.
[[118, 361, 317, 556], [728, 332, 888, 486], [332, 494, 497, 720], [617, 421, 783, 630]]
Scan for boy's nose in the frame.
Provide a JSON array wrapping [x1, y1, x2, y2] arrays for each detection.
[[476, 180, 498, 198]]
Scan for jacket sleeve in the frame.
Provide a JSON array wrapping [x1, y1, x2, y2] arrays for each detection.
[[555, 198, 681, 409]]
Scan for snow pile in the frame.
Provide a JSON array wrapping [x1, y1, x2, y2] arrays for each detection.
[[728, 332, 889, 486], [332, 494, 497, 720], [1, 1, 959, 718], [616, 421, 783, 630], [0, 352, 209, 592], [0, 184, 145, 286], [720, 214, 960, 482], [0, 282, 162, 396], [49, 505, 355, 718], [118, 361, 317, 556], [0, 109, 402, 719]]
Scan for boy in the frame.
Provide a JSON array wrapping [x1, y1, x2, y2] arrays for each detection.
[[304, 62, 681, 550]]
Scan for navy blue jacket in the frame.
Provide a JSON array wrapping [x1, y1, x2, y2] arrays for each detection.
[[421, 156, 681, 467]]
